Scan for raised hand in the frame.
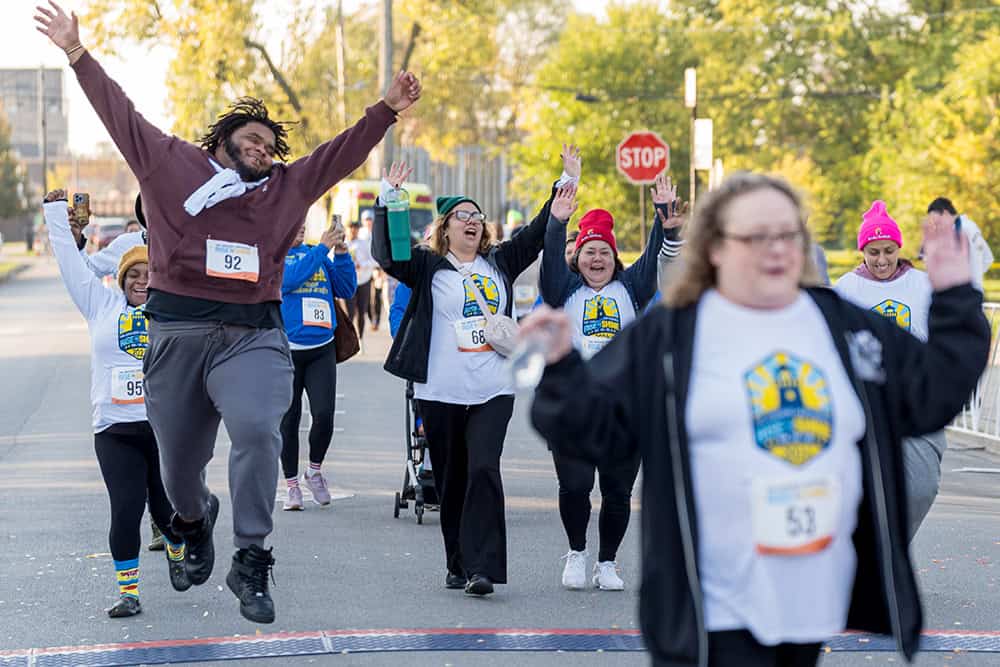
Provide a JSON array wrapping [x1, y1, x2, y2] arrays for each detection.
[[550, 184, 578, 222], [44, 188, 67, 203], [923, 215, 971, 291], [382, 161, 414, 189], [650, 173, 676, 206], [656, 200, 689, 230], [561, 143, 582, 180], [34, 1, 81, 53], [321, 223, 348, 254], [384, 71, 422, 113]]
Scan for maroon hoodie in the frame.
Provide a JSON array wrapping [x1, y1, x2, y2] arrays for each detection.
[[71, 51, 396, 304]]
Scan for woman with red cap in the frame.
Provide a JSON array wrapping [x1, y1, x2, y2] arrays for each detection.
[[372, 155, 578, 596], [834, 201, 941, 540], [539, 171, 686, 591]]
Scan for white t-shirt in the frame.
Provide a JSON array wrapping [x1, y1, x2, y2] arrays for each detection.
[[414, 256, 513, 405], [45, 203, 148, 433], [563, 279, 637, 359], [686, 290, 865, 646], [348, 236, 378, 285], [834, 269, 932, 342]]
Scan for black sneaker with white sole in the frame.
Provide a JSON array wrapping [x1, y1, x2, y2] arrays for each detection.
[[170, 493, 219, 586], [226, 544, 276, 623]]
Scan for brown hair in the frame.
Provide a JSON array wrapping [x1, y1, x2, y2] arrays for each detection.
[[663, 172, 819, 308], [428, 210, 496, 257]]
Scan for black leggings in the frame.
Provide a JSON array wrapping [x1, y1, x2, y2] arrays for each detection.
[[552, 448, 640, 562], [94, 421, 180, 561], [417, 396, 515, 584], [708, 630, 821, 667], [279, 339, 338, 479], [346, 280, 372, 340]]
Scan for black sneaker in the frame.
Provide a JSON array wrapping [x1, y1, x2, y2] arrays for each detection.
[[170, 493, 219, 586], [226, 545, 276, 624], [107, 595, 142, 618], [445, 571, 467, 589], [167, 551, 192, 592], [464, 574, 494, 596]]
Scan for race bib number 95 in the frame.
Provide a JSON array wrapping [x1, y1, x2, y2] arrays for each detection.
[[206, 239, 260, 283], [751, 475, 839, 556], [111, 367, 144, 405]]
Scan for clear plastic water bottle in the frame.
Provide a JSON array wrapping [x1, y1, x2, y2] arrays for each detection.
[[507, 327, 555, 392]]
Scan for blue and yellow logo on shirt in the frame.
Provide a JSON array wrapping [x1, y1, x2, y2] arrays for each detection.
[[745, 351, 833, 466], [582, 295, 621, 338], [118, 307, 148, 361], [463, 274, 500, 317], [872, 299, 911, 331]]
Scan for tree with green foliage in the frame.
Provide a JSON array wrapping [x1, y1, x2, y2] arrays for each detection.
[[0, 109, 27, 218]]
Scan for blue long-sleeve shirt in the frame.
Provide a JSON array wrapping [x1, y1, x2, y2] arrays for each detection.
[[389, 282, 411, 338], [281, 244, 357, 348]]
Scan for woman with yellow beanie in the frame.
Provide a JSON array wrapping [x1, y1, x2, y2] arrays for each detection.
[[43, 189, 190, 619]]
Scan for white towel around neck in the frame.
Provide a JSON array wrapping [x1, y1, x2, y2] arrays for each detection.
[[183, 158, 270, 216]]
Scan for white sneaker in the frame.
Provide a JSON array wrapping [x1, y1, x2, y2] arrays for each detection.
[[561, 550, 588, 590], [593, 561, 625, 591]]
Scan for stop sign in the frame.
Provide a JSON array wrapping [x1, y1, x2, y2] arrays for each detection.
[[616, 131, 670, 184]]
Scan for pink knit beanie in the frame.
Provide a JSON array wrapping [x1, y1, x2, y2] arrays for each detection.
[[857, 200, 902, 250]]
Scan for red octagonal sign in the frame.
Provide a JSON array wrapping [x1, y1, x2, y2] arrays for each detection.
[[616, 131, 670, 185]]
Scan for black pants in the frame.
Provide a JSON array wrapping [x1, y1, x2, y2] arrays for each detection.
[[707, 631, 821, 667], [279, 340, 338, 479], [94, 421, 180, 561], [346, 280, 372, 340], [552, 448, 640, 562], [369, 284, 383, 328], [417, 395, 515, 583]]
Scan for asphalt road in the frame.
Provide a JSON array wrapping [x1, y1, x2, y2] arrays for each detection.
[[2, 258, 999, 666]]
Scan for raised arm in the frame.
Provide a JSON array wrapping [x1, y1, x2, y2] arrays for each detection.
[[325, 252, 358, 299], [287, 72, 421, 203], [42, 190, 117, 319], [625, 175, 685, 309], [370, 161, 434, 287], [35, 3, 173, 181], [539, 189, 582, 306]]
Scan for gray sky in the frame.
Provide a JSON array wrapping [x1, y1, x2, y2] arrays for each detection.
[[7, 0, 612, 155]]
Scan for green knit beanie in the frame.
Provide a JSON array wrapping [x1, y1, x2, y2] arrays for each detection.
[[436, 196, 481, 217]]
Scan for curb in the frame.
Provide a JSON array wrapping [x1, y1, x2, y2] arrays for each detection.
[[947, 427, 1000, 458], [0, 262, 29, 285]]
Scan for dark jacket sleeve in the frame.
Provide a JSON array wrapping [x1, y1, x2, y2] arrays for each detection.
[[495, 182, 559, 280], [370, 204, 433, 287], [530, 321, 643, 463], [881, 284, 990, 436], [622, 203, 668, 310], [539, 214, 580, 307]]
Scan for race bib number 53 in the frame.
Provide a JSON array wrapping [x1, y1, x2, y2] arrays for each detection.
[[111, 367, 144, 405], [751, 475, 839, 556], [206, 239, 260, 283], [453, 317, 491, 352]]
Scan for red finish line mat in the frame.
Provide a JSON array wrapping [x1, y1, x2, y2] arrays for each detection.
[[3, 628, 1000, 666]]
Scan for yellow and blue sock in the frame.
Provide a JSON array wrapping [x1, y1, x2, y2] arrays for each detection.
[[114, 558, 139, 599], [164, 538, 185, 562]]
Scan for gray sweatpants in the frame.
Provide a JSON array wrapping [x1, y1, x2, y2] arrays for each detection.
[[144, 320, 293, 549], [903, 429, 947, 542]]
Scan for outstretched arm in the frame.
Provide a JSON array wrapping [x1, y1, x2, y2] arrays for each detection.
[[35, 2, 173, 181]]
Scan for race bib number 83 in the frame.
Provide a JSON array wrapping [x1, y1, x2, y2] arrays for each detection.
[[302, 297, 332, 329]]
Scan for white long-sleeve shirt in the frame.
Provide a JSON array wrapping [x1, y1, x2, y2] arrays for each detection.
[[44, 202, 148, 433]]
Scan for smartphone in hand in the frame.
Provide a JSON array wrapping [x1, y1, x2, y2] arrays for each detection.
[[72, 193, 91, 226]]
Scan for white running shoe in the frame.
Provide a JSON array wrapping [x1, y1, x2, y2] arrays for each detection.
[[593, 561, 625, 591], [561, 550, 588, 590], [283, 485, 304, 511]]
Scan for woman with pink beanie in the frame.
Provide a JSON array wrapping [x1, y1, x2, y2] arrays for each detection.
[[834, 200, 942, 540]]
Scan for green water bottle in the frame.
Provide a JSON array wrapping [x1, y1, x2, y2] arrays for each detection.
[[385, 188, 411, 261]]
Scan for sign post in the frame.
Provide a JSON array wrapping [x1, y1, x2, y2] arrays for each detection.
[[617, 131, 670, 250]]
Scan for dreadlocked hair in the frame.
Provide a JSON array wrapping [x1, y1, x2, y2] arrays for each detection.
[[198, 97, 293, 161]]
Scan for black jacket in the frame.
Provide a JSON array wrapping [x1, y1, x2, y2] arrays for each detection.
[[531, 285, 990, 666], [372, 184, 558, 383]]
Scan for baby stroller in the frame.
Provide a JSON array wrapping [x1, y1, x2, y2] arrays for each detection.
[[393, 381, 439, 524]]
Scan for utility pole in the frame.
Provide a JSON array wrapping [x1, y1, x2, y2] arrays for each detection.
[[38, 66, 48, 198], [379, 0, 395, 172], [685, 68, 697, 210]]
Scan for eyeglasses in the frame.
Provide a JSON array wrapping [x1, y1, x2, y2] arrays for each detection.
[[721, 229, 803, 250], [450, 210, 486, 224]]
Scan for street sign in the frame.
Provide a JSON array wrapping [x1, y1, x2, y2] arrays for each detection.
[[693, 118, 713, 170], [616, 131, 669, 184]]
